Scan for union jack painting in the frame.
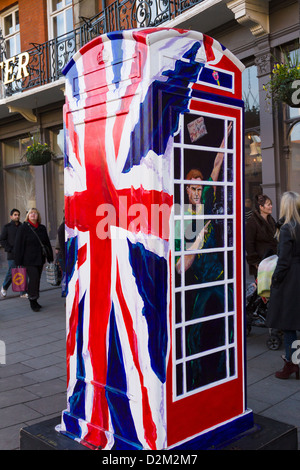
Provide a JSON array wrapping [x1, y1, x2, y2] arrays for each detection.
[[57, 28, 251, 450]]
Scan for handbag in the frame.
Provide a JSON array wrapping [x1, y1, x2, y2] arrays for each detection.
[[257, 254, 278, 298], [11, 266, 27, 292]]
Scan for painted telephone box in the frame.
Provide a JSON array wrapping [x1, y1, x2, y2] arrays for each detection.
[[58, 28, 253, 450]]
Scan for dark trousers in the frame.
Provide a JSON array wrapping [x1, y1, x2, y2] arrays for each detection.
[[26, 265, 43, 300]]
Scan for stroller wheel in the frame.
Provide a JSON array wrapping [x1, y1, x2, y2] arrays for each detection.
[[266, 334, 282, 350]]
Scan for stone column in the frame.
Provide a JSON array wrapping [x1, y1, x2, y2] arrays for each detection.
[[254, 38, 280, 216]]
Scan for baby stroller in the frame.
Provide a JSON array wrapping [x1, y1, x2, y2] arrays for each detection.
[[245, 281, 283, 350]]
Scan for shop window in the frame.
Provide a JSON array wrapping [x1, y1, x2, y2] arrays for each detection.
[[288, 122, 300, 193], [242, 64, 261, 205], [287, 48, 300, 119], [48, 128, 64, 231], [242, 65, 259, 129], [2, 136, 36, 219], [244, 132, 262, 203]]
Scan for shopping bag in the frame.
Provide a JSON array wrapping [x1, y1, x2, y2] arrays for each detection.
[[11, 267, 27, 292], [45, 263, 60, 286], [257, 254, 278, 298]]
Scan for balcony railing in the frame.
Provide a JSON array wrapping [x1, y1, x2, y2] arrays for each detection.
[[0, 0, 205, 97]]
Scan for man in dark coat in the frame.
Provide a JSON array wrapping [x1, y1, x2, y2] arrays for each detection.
[[0, 208, 26, 298]]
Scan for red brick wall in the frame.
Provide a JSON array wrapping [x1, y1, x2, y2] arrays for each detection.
[[19, 0, 48, 51]]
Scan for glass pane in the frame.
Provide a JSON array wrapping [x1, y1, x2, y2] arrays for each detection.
[[176, 364, 183, 396], [7, 34, 21, 57], [4, 14, 13, 36], [288, 123, 300, 193], [4, 139, 19, 165], [176, 328, 182, 360], [185, 285, 225, 321], [242, 65, 259, 128], [184, 183, 225, 215], [53, 159, 65, 227], [66, 7, 73, 33], [185, 252, 224, 286], [183, 114, 225, 147], [4, 166, 36, 218], [184, 150, 225, 183], [15, 10, 19, 31], [49, 128, 64, 155], [186, 317, 225, 356], [186, 350, 226, 391], [244, 132, 262, 203], [52, 0, 63, 11], [15, 33, 21, 55], [53, 13, 64, 37], [175, 292, 181, 323]]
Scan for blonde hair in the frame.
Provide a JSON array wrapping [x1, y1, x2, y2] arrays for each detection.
[[277, 191, 300, 239], [25, 208, 42, 224]]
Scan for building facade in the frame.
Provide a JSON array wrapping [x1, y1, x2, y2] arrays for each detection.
[[0, 0, 299, 267]]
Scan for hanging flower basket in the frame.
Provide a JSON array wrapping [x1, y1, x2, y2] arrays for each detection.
[[263, 49, 300, 107], [25, 142, 54, 166]]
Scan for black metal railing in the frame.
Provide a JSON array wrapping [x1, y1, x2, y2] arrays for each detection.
[[1, 0, 205, 97]]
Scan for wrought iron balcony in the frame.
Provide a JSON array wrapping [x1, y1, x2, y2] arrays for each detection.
[[0, 0, 205, 97]]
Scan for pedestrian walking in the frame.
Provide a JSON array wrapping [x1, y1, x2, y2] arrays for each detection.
[[14, 208, 53, 312], [267, 191, 300, 379], [0, 208, 27, 298], [245, 194, 278, 279]]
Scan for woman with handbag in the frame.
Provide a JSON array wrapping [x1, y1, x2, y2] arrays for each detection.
[[267, 192, 300, 379], [14, 208, 53, 312]]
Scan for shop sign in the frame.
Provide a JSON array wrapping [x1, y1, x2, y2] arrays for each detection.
[[0, 52, 30, 85]]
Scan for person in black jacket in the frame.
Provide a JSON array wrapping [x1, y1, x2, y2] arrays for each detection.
[[14, 208, 53, 312], [0, 208, 26, 298], [245, 194, 278, 278], [267, 192, 300, 379]]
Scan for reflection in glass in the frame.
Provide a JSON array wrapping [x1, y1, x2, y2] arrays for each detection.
[[186, 350, 226, 391], [185, 285, 225, 321], [186, 318, 225, 356], [288, 122, 300, 192]]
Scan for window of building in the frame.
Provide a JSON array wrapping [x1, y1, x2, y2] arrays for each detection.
[[173, 112, 236, 398], [49, 0, 73, 38], [287, 47, 300, 119], [245, 131, 262, 203], [1, 6, 20, 58], [2, 136, 36, 219], [242, 65, 261, 204], [48, 0, 74, 75], [288, 122, 300, 193], [44, 127, 64, 238]]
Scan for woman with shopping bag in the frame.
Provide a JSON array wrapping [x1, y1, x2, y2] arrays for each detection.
[[267, 192, 300, 379], [14, 208, 53, 311]]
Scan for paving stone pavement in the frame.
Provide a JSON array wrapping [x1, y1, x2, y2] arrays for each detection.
[[0, 270, 66, 450], [0, 269, 299, 450]]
